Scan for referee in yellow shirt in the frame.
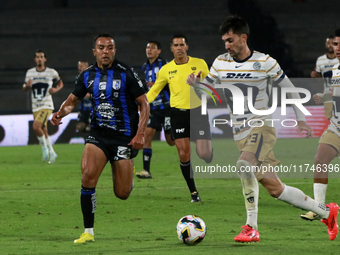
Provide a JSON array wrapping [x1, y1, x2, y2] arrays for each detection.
[[147, 34, 213, 202]]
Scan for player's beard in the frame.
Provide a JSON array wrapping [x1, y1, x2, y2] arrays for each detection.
[[230, 45, 244, 60], [327, 47, 334, 54]]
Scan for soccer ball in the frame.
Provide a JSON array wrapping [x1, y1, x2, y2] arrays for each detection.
[[176, 215, 206, 245]]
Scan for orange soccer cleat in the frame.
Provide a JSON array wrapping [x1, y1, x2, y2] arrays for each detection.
[[321, 203, 339, 241], [234, 225, 260, 243]]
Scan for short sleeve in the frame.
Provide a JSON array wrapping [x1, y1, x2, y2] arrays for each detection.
[[127, 68, 146, 99], [264, 55, 284, 81], [71, 73, 88, 99]]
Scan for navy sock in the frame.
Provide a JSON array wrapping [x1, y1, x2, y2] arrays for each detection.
[[143, 148, 152, 173], [81, 186, 96, 228]]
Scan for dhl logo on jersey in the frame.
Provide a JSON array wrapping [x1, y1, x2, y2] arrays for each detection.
[[221, 73, 258, 79]]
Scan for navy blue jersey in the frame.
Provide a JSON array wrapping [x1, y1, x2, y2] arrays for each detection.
[[72, 60, 146, 140], [142, 57, 170, 111]]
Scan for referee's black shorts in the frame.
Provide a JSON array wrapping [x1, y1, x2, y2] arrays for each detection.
[[170, 107, 211, 141]]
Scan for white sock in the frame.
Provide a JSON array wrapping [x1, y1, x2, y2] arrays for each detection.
[[46, 136, 55, 153], [314, 183, 327, 204], [278, 185, 329, 219], [237, 160, 259, 230], [85, 228, 94, 236], [37, 135, 47, 149]]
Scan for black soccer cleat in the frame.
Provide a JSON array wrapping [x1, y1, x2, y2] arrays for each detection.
[[191, 192, 201, 202]]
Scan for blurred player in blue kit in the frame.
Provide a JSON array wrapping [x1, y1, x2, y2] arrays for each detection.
[[136, 40, 175, 179], [51, 33, 149, 243]]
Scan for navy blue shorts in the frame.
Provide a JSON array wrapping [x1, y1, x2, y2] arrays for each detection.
[[85, 129, 138, 161]]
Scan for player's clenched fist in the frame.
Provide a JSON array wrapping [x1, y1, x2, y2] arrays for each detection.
[[51, 112, 63, 126]]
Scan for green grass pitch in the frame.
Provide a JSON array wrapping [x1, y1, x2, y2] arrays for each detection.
[[1, 137, 340, 255]]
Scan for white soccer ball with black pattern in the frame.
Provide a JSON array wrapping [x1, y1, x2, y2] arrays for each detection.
[[176, 215, 206, 245]]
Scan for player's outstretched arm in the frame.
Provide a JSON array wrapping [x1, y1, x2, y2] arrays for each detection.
[[187, 70, 202, 86], [146, 69, 167, 104], [51, 93, 81, 126], [128, 94, 150, 150], [187, 71, 216, 98]]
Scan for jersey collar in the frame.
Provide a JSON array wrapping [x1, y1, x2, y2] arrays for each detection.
[[233, 50, 254, 63]]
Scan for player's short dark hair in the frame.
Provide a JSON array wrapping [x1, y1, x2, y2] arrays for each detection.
[[35, 49, 46, 58], [219, 15, 250, 36], [170, 34, 188, 45], [147, 40, 162, 50], [93, 33, 114, 47], [334, 29, 340, 37], [327, 35, 335, 39]]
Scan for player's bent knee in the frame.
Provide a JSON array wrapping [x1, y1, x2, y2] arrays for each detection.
[[114, 189, 131, 200], [236, 160, 255, 179], [178, 150, 190, 162], [81, 172, 97, 187], [268, 188, 283, 198], [264, 183, 284, 198]]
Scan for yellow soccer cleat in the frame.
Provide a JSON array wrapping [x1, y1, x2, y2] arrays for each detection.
[[301, 211, 321, 221], [136, 170, 152, 179], [74, 232, 94, 243]]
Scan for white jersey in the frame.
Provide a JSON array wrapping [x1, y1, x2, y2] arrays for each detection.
[[207, 51, 284, 140], [25, 67, 60, 112], [315, 54, 339, 93], [328, 64, 340, 136]]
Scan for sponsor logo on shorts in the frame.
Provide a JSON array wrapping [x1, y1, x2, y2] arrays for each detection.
[[199, 130, 205, 135], [117, 146, 131, 159], [85, 136, 98, 144], [176, 128, 185, 133]]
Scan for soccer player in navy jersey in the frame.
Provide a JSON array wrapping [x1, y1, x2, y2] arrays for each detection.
[[136, 40, 175, 179], [51, 33, 149, 243]]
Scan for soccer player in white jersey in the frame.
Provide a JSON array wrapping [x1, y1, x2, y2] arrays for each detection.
[[311, 35, 338, 120], [23, 50, 64, 163], [301, 29, 340, 222], [187, 16, 339, 242]]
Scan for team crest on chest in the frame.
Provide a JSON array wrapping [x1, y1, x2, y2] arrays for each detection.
[[253, 62, 261, 70], [112, 79, 121, 90]]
